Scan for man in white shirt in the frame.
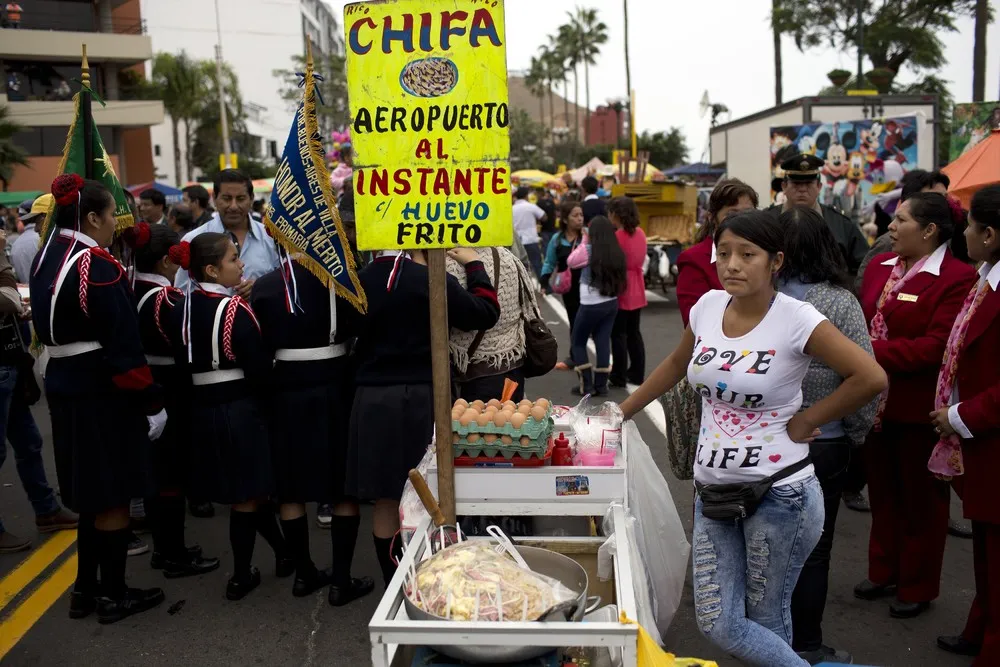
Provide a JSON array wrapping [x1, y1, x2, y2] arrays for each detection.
[[512, 186, 546, 278], [10, 195, 47, 282]]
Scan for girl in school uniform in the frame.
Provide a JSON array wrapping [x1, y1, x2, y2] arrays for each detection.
[[167, 232, 290, 601], [29, 175, 165, 623], [251, 252, 374, 606], [932, 185, 1000, 665], [348, 248, 500, 587], [855, 192, 977, 619], [126, 222, 219, 578]]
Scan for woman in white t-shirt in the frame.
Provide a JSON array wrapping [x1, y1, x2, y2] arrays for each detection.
[[622, 210, 886, 666]]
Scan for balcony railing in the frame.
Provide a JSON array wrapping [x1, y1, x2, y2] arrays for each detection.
[[2, 10, 146, 35]]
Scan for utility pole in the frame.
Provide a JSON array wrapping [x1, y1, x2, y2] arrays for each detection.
[[214, 0, 232, 169], [856, 0, 864, 91], [972, 0, 988, 102]]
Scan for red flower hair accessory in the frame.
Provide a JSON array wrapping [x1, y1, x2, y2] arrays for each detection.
[[122, 222, 152, 249], [946, 195, 966, 226], [168, 241, 191, 269], [51, 174, 85, 206]]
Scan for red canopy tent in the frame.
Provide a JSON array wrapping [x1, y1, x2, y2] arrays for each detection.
[[942, 129, 1000, 208]]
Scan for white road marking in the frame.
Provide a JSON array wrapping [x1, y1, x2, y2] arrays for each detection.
[[542, 294, 668, 437], [645, 289, 671, 304]]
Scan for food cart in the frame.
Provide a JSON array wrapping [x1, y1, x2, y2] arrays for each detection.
[[369, 427, 641, 667], [610, 181, 699, 294]]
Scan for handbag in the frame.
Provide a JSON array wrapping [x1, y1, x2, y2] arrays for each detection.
[[694, 457, 812, 521], [550, 234, 579, 295], [516, 268, 558, 378], [661, 378, 701, 481], [10, 320, 39, 406]]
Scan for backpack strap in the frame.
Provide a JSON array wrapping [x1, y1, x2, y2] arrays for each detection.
[[466, 248, 502, 359]]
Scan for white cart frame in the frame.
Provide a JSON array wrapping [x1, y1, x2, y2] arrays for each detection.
[[369, 428, 639, 667]]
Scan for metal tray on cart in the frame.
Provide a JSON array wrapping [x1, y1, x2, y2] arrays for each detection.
[[368, 505, 639, 667]]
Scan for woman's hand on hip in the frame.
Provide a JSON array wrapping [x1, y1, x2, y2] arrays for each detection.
[[787, 413, 821, 443]]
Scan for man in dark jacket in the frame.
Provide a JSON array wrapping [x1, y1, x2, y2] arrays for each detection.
[[773, 153, 869, 275], [580, 176, 607, 224]]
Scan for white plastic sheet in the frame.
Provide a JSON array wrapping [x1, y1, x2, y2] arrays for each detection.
[[599, 422, 690, 642], [399, 445, 436, 545]]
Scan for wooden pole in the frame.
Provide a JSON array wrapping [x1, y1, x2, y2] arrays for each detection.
[[426, 249, 455, 523], [81, 45, 94, 179], [630, 88, 637, 159]]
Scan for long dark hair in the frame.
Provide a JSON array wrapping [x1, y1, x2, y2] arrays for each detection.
[[699, 178, 759, 242], [714, 209, 784, 257], [169, 232, 232, 283], [52, 178, 113, 230], [779, 206, 851, 290], [607, 196, 639, 234], [587, 216, 626, 297], [970, 184, 1000, 231], [905, 192, 969, 262]]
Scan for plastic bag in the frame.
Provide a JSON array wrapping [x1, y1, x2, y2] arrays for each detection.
[[600, 507, 659, 642], [407, 541, 576, 621], [601, 422, 690, 640], [399, 445, 436, 545], [569, 396, 623, 454], [620, 614, 719, 667]]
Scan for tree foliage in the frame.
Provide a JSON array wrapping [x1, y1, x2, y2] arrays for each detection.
[[509, 108, 549, 170], [0, 106, 29, 191], [272, 52, 349, 139], [777, 0, 982, 88], [638, 128, 689, 169]]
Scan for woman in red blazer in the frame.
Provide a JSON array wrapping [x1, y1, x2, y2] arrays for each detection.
[[933, 185, 1000, 664], [855, 192, 976, 619], [675, 179, 757, 327]]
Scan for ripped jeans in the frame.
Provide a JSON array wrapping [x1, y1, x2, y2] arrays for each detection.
[[692, 475, 824, 667]]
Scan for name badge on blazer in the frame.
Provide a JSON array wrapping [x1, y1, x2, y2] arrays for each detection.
[[897, 293, 919, 302]]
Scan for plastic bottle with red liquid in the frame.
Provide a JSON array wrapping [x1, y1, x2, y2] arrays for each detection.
[[551, 432, 573, 466]]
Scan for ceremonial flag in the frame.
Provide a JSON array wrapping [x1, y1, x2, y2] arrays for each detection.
[[264, 49, 366, 313], [38, 91, 135, 244]]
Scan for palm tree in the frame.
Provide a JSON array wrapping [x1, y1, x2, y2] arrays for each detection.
[[151, 52, 205, 186], [771, 0, 783, 105], [558, 22, 582, 145], [538, 44, 558, 130], [0, 106, 29, 192], [548, 34, 571, 139], [525, 56, 548, 130], [972, 0, 989, 102], [571, 7, 609, 145]]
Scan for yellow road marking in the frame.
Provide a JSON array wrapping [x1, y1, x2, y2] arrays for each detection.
[[0, 553, 77, 661], [0, 530, 77, 613]]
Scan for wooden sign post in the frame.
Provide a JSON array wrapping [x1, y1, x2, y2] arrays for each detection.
[[344, 0, 513, 523]]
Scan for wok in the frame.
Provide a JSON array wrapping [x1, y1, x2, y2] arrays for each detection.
[[404, 545, 601, 663]]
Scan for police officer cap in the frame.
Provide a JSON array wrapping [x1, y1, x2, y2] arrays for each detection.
[[780, 154, 824, 181]]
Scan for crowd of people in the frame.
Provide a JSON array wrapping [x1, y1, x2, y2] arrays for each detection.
[[0, 154, 997, 667]]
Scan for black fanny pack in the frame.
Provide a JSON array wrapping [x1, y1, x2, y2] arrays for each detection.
[[695, 457, 812, 521]]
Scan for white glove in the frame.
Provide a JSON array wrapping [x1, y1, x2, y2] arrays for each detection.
[[147, 409, 168, 441]]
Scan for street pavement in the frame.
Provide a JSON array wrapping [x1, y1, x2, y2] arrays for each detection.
[[0, 288, 977, 666]]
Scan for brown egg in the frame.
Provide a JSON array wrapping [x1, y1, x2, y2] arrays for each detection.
[[466, 433, 480, 443], [502, 401, 517, 411], [534, 398, 550, 410], [530, 406, 547, 421], [454, 398, 469, 410], [470, 400, 485, 411], [518, 399, 533, 409], [487, 398, 502, 409], [451, 408, 463, 421], [459, 409, 478, 426], [483, 434, 498, 443], [517, 405, 532, 416], [476, 412, 492, 427], [519, 436, 531, 446], [510, 413, 527, 429], [493, 411, 509, 428], [483, 406, 498, 416], [500, 435, 513, 445], [453, 432, 461, 444]]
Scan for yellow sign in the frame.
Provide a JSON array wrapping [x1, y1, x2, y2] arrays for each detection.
[[344, 0, 512, 250], [218, 153, 238, 170], [846, 89, 880, 97]]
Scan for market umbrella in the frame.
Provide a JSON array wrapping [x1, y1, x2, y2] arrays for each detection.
[[511, 169, 557, 185], [252, 178, 275, 194], [942, 129, 1000, 208], [127, 181, 184, 204]]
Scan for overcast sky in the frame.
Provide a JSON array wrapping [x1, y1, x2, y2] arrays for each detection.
[[330, 0, 1000, 162]]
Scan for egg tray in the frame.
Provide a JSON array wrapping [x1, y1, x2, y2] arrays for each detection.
[[450, 409, 554, 460]]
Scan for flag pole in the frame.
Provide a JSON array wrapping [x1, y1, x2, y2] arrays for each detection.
[[81, 44, 94, 179]]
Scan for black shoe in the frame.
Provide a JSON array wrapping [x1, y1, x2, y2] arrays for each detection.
[[188, 501, 214, 519], [328, 576, 376, 607], [130, 516, 149, 535], [68, 591, 97, 619], [96, 587, 165, 624], [162, 553, 221, 579], [126, 532, 149, 557], [890, 599, 930, 618], [226, 567, 261, 601], [937, 635, 981, 656], [843, 491, 870, 512], [608, 378, 628, 389], [948, 519, 973, 539], [151, 545, 203, 569], [797, 645, 853, 665], [276, 556, 295, 578], [292, 567, 334, 597], [854, 579, 897, 601]]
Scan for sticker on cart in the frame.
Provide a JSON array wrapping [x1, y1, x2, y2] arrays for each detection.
[[555, 475, 590, 496]]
